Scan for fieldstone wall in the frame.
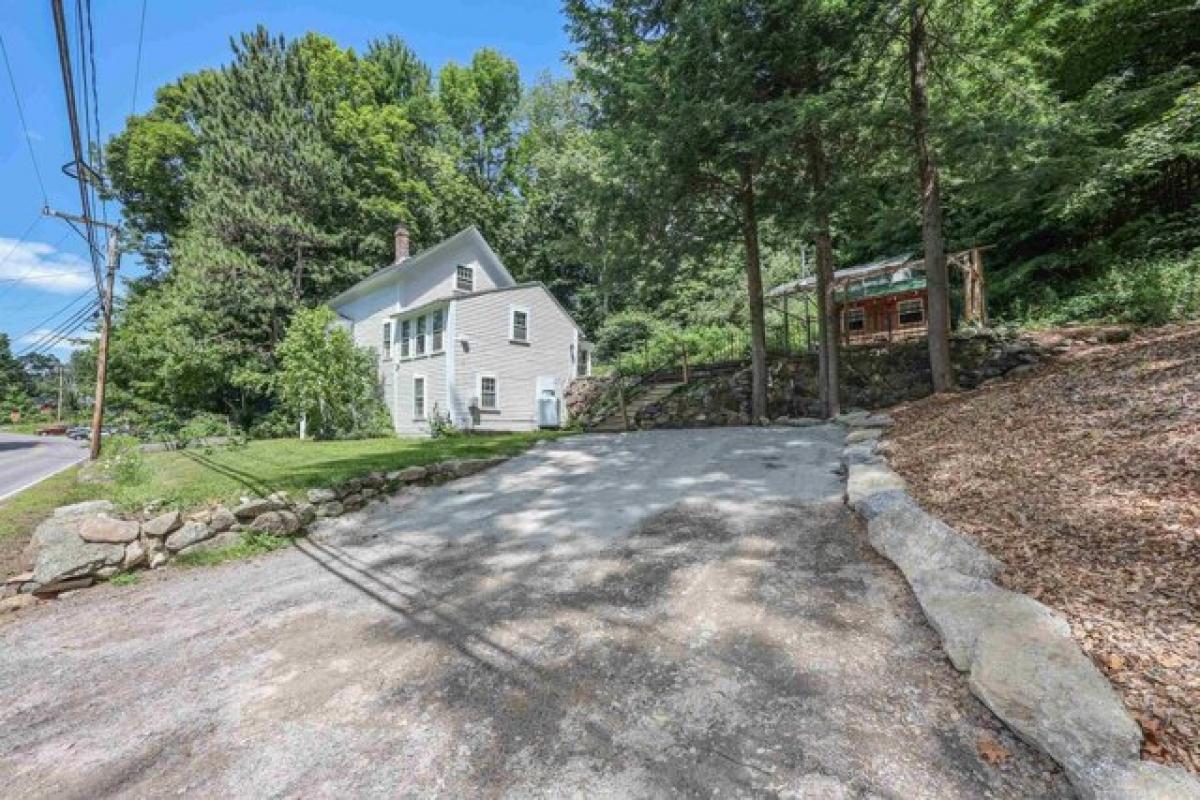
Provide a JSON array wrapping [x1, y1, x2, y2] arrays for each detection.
[[572, 330, 1044, 430], [1, 456, 508, 603]]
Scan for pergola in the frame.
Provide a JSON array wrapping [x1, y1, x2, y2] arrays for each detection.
[[766, 247, 989, 348]]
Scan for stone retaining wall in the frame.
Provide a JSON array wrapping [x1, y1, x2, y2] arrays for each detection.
[[2, 456, 509, 603], [840, 412, 1199, 800], [572, 329, 1045, 430]]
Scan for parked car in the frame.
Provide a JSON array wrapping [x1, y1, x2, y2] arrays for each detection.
[[66, 426, 90, 440], [36, 424, 70, 436]]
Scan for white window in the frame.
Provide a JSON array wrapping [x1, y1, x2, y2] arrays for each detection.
[[431, 309, 444, 353], [510, 307, 529, 343], [415, 315, 427, 356], [413, 375, 426, 419], [399, 319, 411, 358], [898, 298, 925, 326], [846, 307, 865, 332], [456, 265, 474, 292], [576, 348, 590, 378], [478, 374, 498, 410], [382, 321, 392, 360]]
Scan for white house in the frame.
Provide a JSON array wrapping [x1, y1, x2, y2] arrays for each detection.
[[327, 225, 591, 436]]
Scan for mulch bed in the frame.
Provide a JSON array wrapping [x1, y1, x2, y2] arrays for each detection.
[[886, 322, 1200, 774]]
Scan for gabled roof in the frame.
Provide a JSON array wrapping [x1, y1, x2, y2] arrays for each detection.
[[768, 253, 915, 298], [326, 226, 514, 309]]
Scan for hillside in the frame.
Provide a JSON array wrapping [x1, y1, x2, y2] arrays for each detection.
[[886, 322, 1199, 772]]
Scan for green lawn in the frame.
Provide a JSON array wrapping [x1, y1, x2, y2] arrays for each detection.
[[0, 431, 565, 544]]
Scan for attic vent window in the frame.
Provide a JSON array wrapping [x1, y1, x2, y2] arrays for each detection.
[[456, 265, 474, 292]]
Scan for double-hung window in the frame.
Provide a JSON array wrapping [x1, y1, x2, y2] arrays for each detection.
[[382, 321, 392, 360], [415, 316, 427, 356], [479, 375, 498, 410], [431, 309, 444, 353], [456, 265, 474, 292], [399, 319, 411, 358], [846, 307, 865, 332], [510, 308, 529, 343], [413, 376, 426, 419]]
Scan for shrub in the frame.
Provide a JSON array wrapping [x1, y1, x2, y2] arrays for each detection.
[[100, 435, 148, 486], [178, 412, 231, 447], [1023, 250, 1200, 327]]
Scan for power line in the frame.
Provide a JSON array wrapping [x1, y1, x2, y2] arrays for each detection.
[[0, 33, 49, 203], [22, 309, 99, 357], [50, 0, 105, 303], [131, 0, 148, 115], [5, 286, 94, 335], [16, 299, 100, 356], [83, 0, 111, 232]]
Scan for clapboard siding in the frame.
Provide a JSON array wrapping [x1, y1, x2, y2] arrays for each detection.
[[453, 286, 579, 432]]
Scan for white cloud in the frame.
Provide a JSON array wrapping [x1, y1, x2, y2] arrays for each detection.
[[0, 237, 95, 294]]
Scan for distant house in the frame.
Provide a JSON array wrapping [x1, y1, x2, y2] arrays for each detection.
[[328, 225, 591, 436], [768, 249, 987, 346]]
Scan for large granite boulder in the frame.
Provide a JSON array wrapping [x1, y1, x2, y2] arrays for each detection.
[[249, 510, 301, 535], [1087, 761, 1200, 800], [846, 462, 907, 510], [969, 622, 1143, 792], [909, 570, 1070, 671], [141, 510, 182, 538], [52, 500, 115, 518], [306, 487, 338, 504], [232, 497, 283, 520], [208, 507, 237, 534], [165, 521, 213, 552], [79, 516, 140, 544], [31, 527, 124, 586], [178, 531, 242, 556], [867, 504, 1001, 581], [387, 466, 427, 483]]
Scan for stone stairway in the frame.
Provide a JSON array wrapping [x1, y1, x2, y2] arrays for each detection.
[[589, 381, 684, 432]]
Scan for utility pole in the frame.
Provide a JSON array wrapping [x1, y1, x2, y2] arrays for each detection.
[[43, 207, 118, 460]]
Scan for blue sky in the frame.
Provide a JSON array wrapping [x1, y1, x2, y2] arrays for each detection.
[[0, 0, 571, 359]]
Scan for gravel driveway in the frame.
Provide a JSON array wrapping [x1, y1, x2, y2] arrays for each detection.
[[0, 428, 1071, 798]]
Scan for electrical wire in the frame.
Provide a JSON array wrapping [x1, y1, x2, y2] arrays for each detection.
[[23, 309, 98, 356], [16, 299, 100, 356], [0, 214, 44, 273], [0, 33, 49, 203], [131, 0, 148, 116], [4, 287, 94, 335]]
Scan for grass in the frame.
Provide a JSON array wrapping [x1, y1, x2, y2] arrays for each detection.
[[0, 430, 566, 548], [109, 572, 140, 587], [175, 530, 292, 567]]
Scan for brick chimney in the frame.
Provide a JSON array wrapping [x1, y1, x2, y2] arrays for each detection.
[[394, 223, 410, 262]]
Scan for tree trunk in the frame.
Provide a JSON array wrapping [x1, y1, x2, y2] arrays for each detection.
[[739, 164, 769, 422], [805, 132, 841, 419], [909, 2, 954, 393]]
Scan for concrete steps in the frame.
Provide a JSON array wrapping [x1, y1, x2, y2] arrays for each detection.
[[589, 382, 684, 432]]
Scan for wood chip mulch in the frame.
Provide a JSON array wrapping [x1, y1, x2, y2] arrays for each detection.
[[885, 322, 1200, 774]]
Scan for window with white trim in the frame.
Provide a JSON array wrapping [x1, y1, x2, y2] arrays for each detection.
[[510, 308, 529, 343], [399, 319, 411, 358], [413, 376, 426, 419], [431, 309, 444, 353], [415, 315, 427, 355], [898, 298, 925, 326], [846, 307, 866, 332], [478, 375, 498, 410], [382, 321, 392, 359], [456, 265, 474, 292]]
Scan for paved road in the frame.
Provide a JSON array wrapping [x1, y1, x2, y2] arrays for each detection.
[[0, 428, 1070, 798], [0, 432, 88, 502]]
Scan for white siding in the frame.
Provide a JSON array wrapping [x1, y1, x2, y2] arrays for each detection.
[[453, 286, 579, 432], [389, 354, 449, 436], [400, 238, 509, 310]]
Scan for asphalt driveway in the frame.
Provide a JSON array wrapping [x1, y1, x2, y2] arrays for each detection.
[[0, 428, 1070, 798], [0, 432, 87, 501]]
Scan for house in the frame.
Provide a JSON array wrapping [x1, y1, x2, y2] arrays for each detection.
[[327, 225, 591, 436], [767, 248, 987, 346]]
